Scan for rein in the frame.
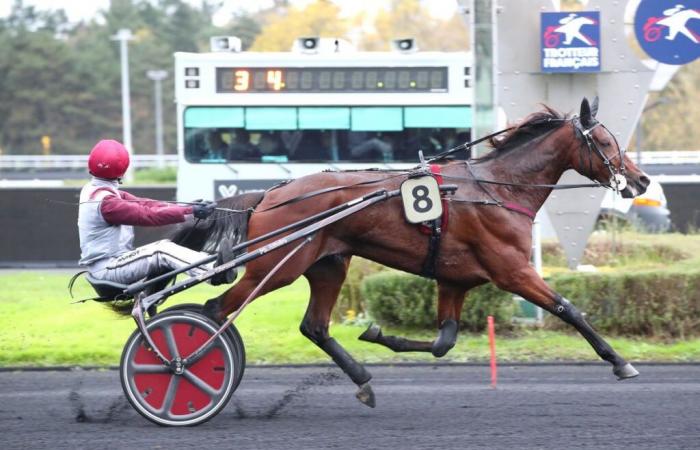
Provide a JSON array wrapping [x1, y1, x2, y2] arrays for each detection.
[[426, 127, 515, 162], [48, 198, 250, 215]]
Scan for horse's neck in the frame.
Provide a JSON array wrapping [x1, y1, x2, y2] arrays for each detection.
[[478, 131, 573, 212]]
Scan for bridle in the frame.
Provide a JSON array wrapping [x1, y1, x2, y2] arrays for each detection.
[[571, 116, 627, 192]]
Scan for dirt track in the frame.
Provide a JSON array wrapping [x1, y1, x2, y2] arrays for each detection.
[[1, 364, 699, 449]]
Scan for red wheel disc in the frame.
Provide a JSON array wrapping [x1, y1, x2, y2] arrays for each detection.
[[121, 311, 238, 426]]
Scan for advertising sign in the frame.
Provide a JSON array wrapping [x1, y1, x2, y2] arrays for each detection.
[[634, 0, 700, 65], [213, 179, 283, 200], [541, 11, 601, 73]]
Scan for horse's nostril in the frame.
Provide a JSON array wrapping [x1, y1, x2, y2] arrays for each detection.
[[640, 175, 651, 187]]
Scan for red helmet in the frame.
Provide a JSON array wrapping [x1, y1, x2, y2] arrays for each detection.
[[88, 139, 130, 179]]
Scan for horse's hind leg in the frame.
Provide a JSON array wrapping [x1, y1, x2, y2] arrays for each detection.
[[300, 255, 376, 408], [495, 266, 638, 380], [359, 282, 466, 357]]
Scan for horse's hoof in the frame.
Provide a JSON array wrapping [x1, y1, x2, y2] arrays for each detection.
[[358, 323, 382, 343], [355, 382, 376, 408], [614, 363, 640, 380]]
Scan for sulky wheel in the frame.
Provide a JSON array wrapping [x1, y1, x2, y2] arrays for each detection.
[[161, 303, 246, 389], [120, 310, 240, 426]]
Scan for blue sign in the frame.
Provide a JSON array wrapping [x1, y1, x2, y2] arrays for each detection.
[[541, 11, 601, 73], [634, 0, 700, 65]]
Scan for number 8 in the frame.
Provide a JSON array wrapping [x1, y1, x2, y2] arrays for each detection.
[[412, 185, 433, 213]]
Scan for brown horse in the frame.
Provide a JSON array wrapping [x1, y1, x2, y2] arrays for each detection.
[[174, 98, 650, 407]]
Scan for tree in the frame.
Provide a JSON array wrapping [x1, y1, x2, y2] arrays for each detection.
[[638, 62, 700, 151], [222, 14, 261, 51], [0, 0, 258, 155], [360, 0, 469, 51], [250, 0, 349, 52], [0, 1, 81, 154], [560, 0, 584, 11]]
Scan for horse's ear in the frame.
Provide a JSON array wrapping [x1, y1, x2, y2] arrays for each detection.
[[590, 96, 599, 118], [580, 97, 592, 126]]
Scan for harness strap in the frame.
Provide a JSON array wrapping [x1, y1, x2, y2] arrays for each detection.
[[501, 202, 536, 220], [419, 165, 448, 279], [461, 162, 537, 221], [256, 173, 408, 213]]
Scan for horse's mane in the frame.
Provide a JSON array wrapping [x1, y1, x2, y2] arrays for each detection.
[[474, 105, 568, 162]]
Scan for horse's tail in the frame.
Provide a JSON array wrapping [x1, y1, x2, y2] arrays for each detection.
[[105, 299, 138, 316], [103, 192, 265, 317], [171, 191, 266, 253]]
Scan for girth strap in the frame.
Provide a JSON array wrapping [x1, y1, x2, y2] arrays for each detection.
[[419, 165, 448, 279]]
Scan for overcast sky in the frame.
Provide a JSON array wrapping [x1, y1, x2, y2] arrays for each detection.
[[0, 0, 461, 26]]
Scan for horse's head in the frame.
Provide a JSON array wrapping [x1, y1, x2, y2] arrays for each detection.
[[569, 97, 650, 198]]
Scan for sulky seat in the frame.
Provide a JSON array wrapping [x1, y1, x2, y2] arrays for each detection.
[[85, 273, 131, 301]]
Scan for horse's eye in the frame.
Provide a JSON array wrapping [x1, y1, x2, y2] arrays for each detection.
[[600, 140, 611, 146]]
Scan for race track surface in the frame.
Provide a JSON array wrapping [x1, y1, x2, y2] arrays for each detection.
[[1, 364, 699, 449]]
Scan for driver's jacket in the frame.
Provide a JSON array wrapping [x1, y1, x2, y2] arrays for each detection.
[[77, 178, 193, 271]]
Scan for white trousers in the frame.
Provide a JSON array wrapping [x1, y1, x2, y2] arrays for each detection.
[[91, 240, 214, 285]]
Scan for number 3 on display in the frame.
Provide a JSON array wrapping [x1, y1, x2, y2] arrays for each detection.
[[233, 70, 249, 91], [400, 176, 442, 224]]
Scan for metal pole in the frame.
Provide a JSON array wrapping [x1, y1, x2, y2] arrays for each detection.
[[147, 70, 168, 169], [469, 0, 498, 157], [111, 29, 134, 182], [155, 78, 163, 168]]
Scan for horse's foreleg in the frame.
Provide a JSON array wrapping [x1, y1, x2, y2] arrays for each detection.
[[359, 282, 466, 358], [300, 255, 376, 407], [495, 266, 639, 380]]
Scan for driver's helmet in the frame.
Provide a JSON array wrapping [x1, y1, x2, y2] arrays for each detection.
[[88, 139, 130, 179]]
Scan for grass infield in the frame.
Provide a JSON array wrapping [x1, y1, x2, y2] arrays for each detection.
[[2, 272, 700, 367]]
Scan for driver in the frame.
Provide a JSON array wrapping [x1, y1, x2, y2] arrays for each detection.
[[77, 139, 236, 288]]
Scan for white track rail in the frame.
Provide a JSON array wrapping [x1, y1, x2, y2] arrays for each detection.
[[0, 154, 178, 170]]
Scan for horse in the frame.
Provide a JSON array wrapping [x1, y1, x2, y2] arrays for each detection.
[[172, 98, 650, 407]]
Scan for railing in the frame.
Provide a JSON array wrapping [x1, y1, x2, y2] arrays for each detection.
[[0, 154, 178, 170], [0, 151, 699, 170], [626, 151, 700, 165]]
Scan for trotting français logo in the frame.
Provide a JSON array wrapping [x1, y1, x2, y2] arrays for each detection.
[[541, 11, 601, 73], [634, 1, 700, 65]]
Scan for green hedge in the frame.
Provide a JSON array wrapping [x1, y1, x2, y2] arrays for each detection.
[[334, 258, 388, 322], [361, 271, 514, 332], [548, 270, 700, 338], [360, 269, 700, 338]]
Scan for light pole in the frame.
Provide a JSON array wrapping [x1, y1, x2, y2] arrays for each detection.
[[111, 28, 134, 181], [147, 70, 168, 169]]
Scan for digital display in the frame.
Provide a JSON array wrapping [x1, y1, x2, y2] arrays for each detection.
[[216, 67, 448, 93]]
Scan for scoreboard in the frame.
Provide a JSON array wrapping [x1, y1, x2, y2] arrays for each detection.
[[175, 50, 472, 106], [216, 67, 448, 93]]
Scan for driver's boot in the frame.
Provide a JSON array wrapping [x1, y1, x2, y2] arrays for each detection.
[[210, 238, 238, 286]]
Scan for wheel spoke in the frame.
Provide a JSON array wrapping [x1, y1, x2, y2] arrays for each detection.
[[161, 375, 181, 416], [130, 362, 170, 374], [163, 324, 180, 359], [182, 368, 222, 397]]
